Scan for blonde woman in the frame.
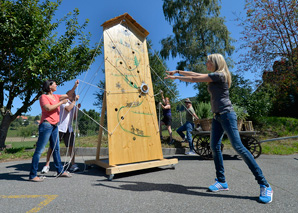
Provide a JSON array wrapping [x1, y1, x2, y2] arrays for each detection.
[[165, 53, 273, 204]]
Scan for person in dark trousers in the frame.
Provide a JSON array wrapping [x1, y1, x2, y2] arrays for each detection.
[[176, 98, 199, 155], [165, 53, 273, 204], [159, 90, 174, 144]]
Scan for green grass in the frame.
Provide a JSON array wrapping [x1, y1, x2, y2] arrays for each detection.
[[261, 140, 298, 155], [6, 141, 36, 149], [256, 117, 298, 138], [6, 129, 20, 137], [0, 141, 36, 161], [0, 149, 35, 161]]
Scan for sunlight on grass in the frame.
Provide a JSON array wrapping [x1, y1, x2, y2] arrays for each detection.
[[261, 140, 298, 155]]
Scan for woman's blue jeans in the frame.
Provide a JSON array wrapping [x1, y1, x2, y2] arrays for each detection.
[[177, 121, 194, 151], [210, 111, 268, 185], [29, 122, 64, 179]]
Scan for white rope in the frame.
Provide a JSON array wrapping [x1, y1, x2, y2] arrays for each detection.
[[79, 79, 106, 91], [82, 35, 103, 84], [78, 108, 111, 135], [62, 86, 80, 172], [78, 79, 138, 94], [147, 89, 163, 98], [158, 102, 161, 134], [146, 41, 193, 114], [79, 59, 105, 103]]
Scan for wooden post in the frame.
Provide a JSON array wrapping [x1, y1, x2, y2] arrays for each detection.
[[96, 92, 106, 160]]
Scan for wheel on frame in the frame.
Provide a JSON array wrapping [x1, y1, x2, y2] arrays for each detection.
[[241, 136, 262, 159], [108, 174, 114, 181], [193, 135, 213, 159]]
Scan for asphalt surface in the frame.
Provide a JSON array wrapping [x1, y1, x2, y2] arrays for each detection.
[[0, 149, 298, 213]]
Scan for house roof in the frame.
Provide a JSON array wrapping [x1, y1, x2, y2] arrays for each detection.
[[101, 13, 149, 38], [17, 116, 28, 120]]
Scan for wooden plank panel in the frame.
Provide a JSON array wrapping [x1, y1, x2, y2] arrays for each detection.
[[106, 158, 178, 175], [103, 18, 163, 165]]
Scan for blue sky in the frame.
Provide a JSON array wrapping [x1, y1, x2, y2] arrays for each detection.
[[15, 0, 249, 116]]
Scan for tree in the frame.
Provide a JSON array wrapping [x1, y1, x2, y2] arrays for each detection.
[[247, 84, 274, 122], [237, 0, 298, 117], [0, 0, 102, 149], [262, 49, 298, 117], [229, 74, 253, 107], [237, 0, 298, 76], [18, 124, 38, 142], [24, 120, 30, 126], [78, 109, 100, 136], [34, 115, 40, 121], [160, 0, 234, 72], [147, 41, 179, 106]]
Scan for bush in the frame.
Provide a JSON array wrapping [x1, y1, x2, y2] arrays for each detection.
[[194, 102, 213, 119], [233, 104, 249, 121]]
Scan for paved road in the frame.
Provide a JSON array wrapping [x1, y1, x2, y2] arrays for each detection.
[[0, 151, 298, 213]]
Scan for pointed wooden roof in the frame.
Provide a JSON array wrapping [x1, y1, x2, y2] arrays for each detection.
[[101, 13, 149, 38]]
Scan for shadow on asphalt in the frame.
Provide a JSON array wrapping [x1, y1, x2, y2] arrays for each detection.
[[1, 153, 241, 182], [173, 154, 241, 161], [94, 179, 258, 201], [3, 162, 106, 181]]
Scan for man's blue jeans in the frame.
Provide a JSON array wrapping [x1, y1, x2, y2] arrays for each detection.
[[177, 121, 194, 151], [210, 111, 268, 186], [29, 121, 64, 179]]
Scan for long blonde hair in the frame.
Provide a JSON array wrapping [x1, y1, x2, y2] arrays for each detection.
[[207, 54, 232, 88]]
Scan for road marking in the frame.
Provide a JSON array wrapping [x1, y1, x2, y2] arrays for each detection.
[[1, 195, 58, 213]]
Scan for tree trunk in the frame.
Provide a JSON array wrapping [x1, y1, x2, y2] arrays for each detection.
[[0, 113, 12, 150]]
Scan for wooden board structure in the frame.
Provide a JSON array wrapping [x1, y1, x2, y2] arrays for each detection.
[[85, 13, 178, 179]]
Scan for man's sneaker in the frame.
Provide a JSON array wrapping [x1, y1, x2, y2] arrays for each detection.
[[185, 150, 197, 155], [41, 166, 50, 174], [208, 179, 229, 192], [259, 184, 273, 203], [69, 164, 79, 173]]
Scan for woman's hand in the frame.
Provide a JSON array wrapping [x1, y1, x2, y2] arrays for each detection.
[[62, 99, 68, 104], [165, 70, 177, 76], [75, 80, 79, 87], [164, 75, 176, 80]]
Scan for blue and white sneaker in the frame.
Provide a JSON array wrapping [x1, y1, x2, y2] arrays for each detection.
[[208, 179, 229, 192], [259, 184, 273, 203], [185, 150, 197, 155]]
